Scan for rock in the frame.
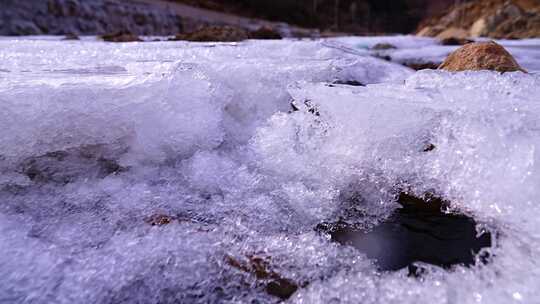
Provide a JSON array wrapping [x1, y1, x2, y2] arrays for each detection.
[[436, 27, 474, 45], [439, 41, 526, 73], [373, 53, 392, 61], [8, 20, 42, 35], [491, 13, 540, 39], [416, 0, 540, 39], [469, 18, 487, 37], [416, 25, 445, 37], [423, 143, 436, 152], [226, 255, 300, 300], [371, 43, 397, 50], [0, 0, 184, 36], [416, 26, 431, 36], [172, 26, 249, 42], [144, 214, 174, 226], [403, 61, 440, 71], [332, 80, 365, 87], [436, 27, 470, 40], [483, 2, 527, 38], [19, 145, 125, 184], [101, 31, 142, 42], [440, 37, 474, 46], [249, 26, 282, 40]]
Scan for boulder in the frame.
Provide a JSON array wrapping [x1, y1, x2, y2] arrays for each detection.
[[438, 41, 526, 73]]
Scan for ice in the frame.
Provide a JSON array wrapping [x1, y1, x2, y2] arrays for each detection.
[[333, 36, 540, 73], [1, 36, 540, 303]]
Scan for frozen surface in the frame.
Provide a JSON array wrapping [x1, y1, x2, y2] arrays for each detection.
[[0, 36, 540, 303], [333, 35, 540, 73]]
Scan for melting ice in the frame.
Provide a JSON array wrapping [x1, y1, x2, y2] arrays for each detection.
[[0, 36, 540, 303]]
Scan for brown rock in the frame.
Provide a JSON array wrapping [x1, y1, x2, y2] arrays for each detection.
[[172, 26, 249, 42], [438, 41, 526, 73], [249, 26, 282, 40]]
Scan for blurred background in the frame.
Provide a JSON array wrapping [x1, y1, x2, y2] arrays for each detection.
[[0, 0, 538, 39]]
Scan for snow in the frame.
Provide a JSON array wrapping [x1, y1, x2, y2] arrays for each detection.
[[0, 36, 540, 303]]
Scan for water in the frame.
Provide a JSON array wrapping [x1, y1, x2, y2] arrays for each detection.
[[319, 193, 492, 272]]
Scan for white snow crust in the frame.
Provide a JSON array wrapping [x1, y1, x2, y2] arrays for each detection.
[[0, 36, 539, 303]]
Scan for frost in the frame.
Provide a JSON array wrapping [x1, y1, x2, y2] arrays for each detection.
[[1, 36, 540, 303]]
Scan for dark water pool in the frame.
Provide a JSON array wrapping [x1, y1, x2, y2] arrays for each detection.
[[318, 193, 493, 273]]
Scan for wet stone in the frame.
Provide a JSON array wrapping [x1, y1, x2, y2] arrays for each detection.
[[318, 193, 492, 272], [226, 255, 300, 300]]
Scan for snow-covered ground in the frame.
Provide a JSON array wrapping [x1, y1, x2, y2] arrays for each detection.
[[0, 36, 539, 303]]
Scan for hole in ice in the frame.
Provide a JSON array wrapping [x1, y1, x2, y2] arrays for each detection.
[[317, 193, 493, 273], [330, 80, 366, 86]]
